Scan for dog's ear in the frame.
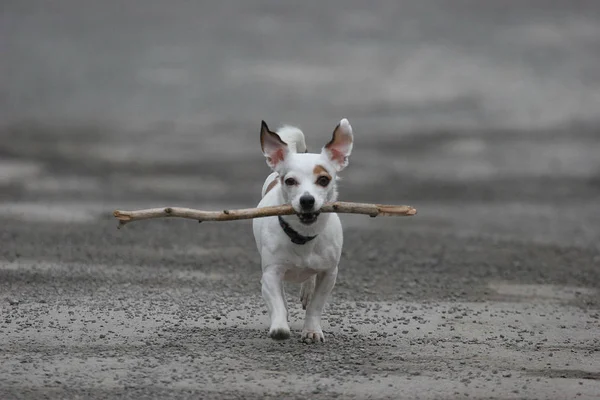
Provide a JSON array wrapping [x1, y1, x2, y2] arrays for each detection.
[[260, 120, 289, 170], [322, 118, 353, 171]]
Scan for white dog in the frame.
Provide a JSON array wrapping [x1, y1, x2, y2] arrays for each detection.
[[252, 119, 354, 342]]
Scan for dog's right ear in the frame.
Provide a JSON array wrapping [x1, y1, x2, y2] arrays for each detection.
[[260, 120, 289, 170]]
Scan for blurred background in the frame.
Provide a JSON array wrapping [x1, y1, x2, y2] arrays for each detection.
[[2, 2, 600, 397], [1, 0, 600, 245]]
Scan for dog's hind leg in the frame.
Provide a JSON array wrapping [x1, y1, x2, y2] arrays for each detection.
[[302, 267, 338, 343], [282, 284, 289, 312], [300, 275, 316, 310]]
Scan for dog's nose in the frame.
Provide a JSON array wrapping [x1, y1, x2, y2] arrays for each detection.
[[299, 194, 315, 211]]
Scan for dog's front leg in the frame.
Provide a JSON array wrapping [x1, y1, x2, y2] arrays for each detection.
[[261, 266, 290, 340], [302, 266, 338, 343]]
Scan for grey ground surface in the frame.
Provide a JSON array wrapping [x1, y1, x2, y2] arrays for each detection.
[[1, 1, 600, 399]]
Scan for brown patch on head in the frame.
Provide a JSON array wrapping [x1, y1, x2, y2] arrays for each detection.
[[313, 164, 332, 180], [265, 178, 279, 195]]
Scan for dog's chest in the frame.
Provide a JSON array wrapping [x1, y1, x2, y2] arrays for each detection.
[[254, 213, 343, 273], [280, 239, 340, 270], [281, 249, 334, 283]]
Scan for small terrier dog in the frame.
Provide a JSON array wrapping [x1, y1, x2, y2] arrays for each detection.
[[252, 118, 354, 342]]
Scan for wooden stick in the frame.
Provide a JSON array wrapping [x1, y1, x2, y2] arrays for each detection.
[[113, 201, 416, 228]]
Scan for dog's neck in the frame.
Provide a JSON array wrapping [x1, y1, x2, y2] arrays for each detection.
[[279, 212, 331, 238], [277, 216, 317, 245]]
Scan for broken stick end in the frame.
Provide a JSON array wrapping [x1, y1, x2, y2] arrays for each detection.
[[377, 205, 418, 217]]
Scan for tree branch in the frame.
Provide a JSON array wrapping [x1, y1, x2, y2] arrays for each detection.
[[113, 201, 416, 228]]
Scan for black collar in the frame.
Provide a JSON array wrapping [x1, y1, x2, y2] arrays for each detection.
[[278, 216, 317, 245]]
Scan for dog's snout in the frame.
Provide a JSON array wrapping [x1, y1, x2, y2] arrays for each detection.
[[299, 194, 315, 210]]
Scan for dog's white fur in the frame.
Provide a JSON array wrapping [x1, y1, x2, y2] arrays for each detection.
[[252, 119, 354, 342]]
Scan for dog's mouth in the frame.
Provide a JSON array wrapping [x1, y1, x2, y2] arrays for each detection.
[[297, 212, 320, 225]]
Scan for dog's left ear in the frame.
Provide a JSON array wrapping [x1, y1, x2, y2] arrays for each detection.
[[260, 120, 289, 170], [322, 118, 353, 171]]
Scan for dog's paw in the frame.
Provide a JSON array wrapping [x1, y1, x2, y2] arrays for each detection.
[[269, 327, 291, 340], [301, 329, 324, 343]]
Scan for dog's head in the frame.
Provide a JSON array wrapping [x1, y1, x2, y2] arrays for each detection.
[[260, 119, 354, 225]]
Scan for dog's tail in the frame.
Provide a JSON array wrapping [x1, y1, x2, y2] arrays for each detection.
[[276, 125, 307, 154]]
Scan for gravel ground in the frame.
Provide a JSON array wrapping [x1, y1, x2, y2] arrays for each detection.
[[1, 1, 600, 399]]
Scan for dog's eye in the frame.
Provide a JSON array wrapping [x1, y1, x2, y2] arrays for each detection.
[[284, 178, 297, 186], [316, 176, 330, 187]]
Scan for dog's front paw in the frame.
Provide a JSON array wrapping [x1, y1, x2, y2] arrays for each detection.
[[269, 326, 291, 340], [301, 329, 324, 343]]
